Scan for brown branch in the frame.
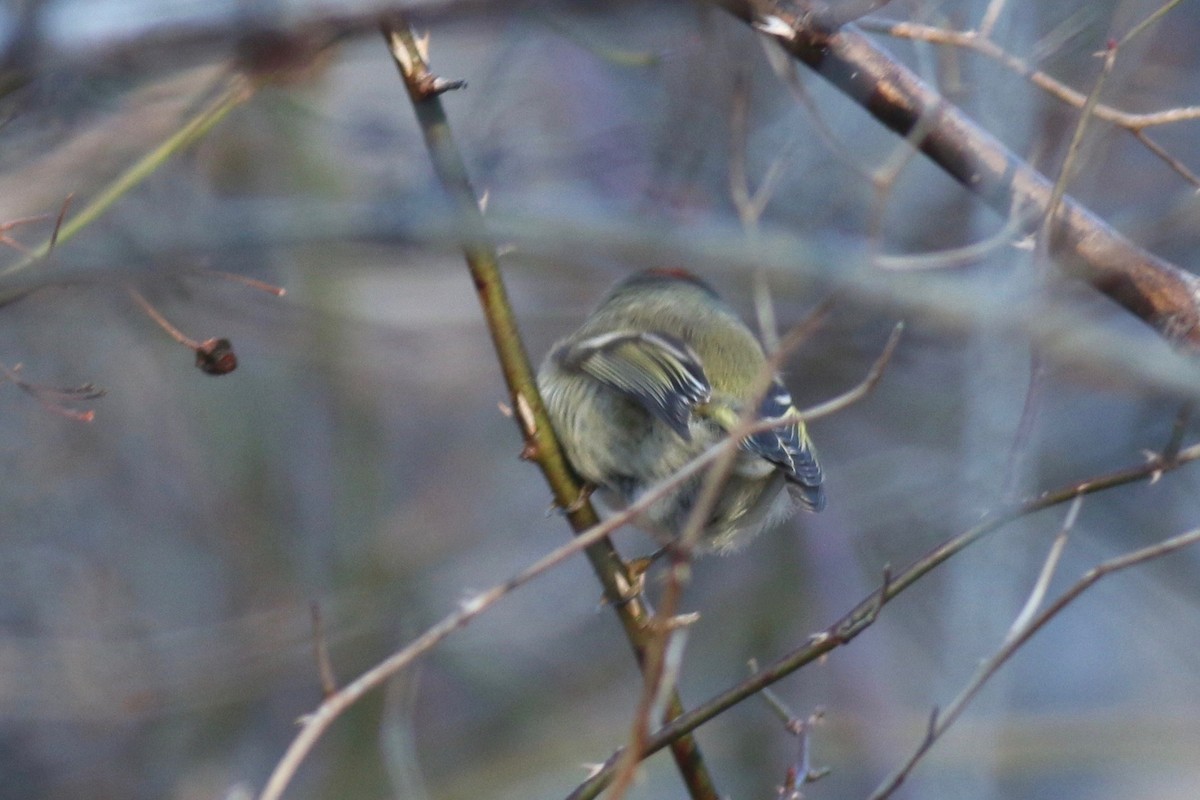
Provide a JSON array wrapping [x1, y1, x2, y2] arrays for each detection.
[[716, 1, 1200, 350]]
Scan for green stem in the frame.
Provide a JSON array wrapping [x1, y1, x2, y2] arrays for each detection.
[[0, 74, 255, 279]]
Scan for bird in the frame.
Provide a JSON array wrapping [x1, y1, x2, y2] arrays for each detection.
[[537, 268, 824, 553]]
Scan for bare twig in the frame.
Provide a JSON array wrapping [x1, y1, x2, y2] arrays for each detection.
[[856, 18, 1200, 131], [858, 11, 1200, 187], [869, 517, 1200, 799], [799, 321, 903, 421], [1118, 0, 1184, 48], [865, 96, 942, 256], [977, 0, 1008, 40], [874, 197, 1036, 271], [747, 659, 828, 798], [49, 194, 74, 254], [729, 71, 795, 233], [1039, 40, 1117, 251], [194, 267, 287, 296], [0, 360, 105, 422], [567, 439, 1200, 799], [0, 212, 53, 254], [1130, 129, 1200, 188]]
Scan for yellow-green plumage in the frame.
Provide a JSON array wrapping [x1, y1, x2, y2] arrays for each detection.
[[537, 270, 823, 553]]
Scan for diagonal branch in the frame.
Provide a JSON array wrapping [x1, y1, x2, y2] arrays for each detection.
[[869, 519, 1200, 799], [567, 437, 1200, 799], [715, 1, 1200, 351]]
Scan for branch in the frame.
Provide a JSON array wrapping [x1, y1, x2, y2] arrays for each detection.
[[870, 519, 1200, 799], [378, 14, 721, 800], [857, 18, 1200, 131], [567, 437, 1200, 799], [716, 1, 1200, 351]]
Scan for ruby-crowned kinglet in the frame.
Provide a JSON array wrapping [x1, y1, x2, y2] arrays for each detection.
[[537, 269, 824, 553]]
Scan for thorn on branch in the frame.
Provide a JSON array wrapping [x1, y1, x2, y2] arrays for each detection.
[[754, 14, 799, 42], [50, 194, 73, 254], [514, 392, 537, 439], [412, 74, 467, 100], [922, 706, 940, 746], [865, 563, 892, 624], [564, 482, 596, 513], [382, 20, 467, 101]]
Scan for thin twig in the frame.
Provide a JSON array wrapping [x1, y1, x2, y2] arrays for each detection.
[[874, 197, 1035, 271], [799, 322, 903, 421], [747, 659, 828, 797], [1039, 40, 1117, 250], [127, 286, 199, 349], [127, 286, 239, 375], [1118, 0, 1184, 47], [977, 0, 1008, 40], [566, 439, 1200, 799], [855, 18, 1200, 131], [0, 360, 105, 422], [869, 519, 1200, 799], [857, 14, 1200, 186], [0, 212, 53, 254]]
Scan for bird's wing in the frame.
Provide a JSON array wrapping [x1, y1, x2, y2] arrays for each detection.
[[557, 330, 711, 440], [742, 378, 825, 511]]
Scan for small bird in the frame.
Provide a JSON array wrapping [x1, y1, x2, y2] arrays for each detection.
[[537, 269, 824, 553]]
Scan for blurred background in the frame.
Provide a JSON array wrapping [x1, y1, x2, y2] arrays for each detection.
[[2, 1, 1200, 798]]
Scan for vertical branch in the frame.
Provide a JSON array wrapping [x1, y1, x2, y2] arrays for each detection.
[[379, 16, 720, 800]]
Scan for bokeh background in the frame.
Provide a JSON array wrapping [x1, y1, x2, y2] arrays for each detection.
[[3, 1, 1200, 798]]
